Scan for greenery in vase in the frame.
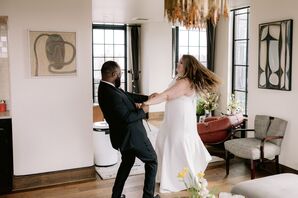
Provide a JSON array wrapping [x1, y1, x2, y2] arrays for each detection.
[[200, 93, 219, 112], [196, 99, 206, 116]]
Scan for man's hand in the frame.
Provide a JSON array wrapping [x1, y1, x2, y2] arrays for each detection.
[[149, 92, 159, 99], [135, 103, 142, 109], [141, 103, 149, 113]]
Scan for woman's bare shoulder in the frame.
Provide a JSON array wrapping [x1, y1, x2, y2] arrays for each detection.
[[175, 77, 191, 85]]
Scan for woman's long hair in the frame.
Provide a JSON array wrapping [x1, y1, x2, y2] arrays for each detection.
[[178, 54, 221, 94]]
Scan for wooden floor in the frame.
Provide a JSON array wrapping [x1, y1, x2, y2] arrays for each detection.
[[0, 160, 271, 198], [0, 119, 271, 198]]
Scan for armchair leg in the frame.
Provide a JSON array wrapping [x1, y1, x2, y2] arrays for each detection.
[[250, 159, 256, 179], [275, 155, 280, 173], [225, 150, 230, 176]]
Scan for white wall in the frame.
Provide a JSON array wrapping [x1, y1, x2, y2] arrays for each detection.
[[140, 22, 173, 112], [0, 0, 94, 175], [214, 17, 232, 115], [248, 0, 298, 169]]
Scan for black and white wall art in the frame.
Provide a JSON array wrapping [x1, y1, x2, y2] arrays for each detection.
[[258, 19, 293, 91]]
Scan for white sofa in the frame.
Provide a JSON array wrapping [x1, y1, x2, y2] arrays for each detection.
[[231, 173, 298, 198]]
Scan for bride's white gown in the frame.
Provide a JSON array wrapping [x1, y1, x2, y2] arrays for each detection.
[[156, 81, 212, 193]]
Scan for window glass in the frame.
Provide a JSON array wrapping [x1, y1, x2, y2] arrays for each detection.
[[114, 30, 124, 44], [234, 66, 247, 91], [93, 44, 104, 57], [178, 27, 207, 67], [104, 30, 113, 44], [234, 41, 247, 65], [114, 44, 125, 57], [93, 29, 104, 44], [235, 14, 248, 39]]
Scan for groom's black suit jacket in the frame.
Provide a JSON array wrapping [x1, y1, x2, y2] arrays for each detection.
[[98, 81, 149, 152]]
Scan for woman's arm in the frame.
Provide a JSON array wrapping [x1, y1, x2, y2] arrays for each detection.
[[144, 79, 190, 105]]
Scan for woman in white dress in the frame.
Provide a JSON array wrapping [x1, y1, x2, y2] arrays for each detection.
[[144, 55, 221, 193]]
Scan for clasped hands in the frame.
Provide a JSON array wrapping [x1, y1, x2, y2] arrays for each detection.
[[135, 92, 159, 113]]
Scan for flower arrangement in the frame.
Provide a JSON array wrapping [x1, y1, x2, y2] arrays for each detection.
[[200, 93, 219, 112], [227, 94, 241, 115], [178, 167, 215, 198]]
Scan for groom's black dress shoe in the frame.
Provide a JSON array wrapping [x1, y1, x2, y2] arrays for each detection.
[[120, 194, 126, 198], [154, 194, 160, 198]]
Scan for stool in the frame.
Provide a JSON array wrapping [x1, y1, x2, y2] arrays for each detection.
[[231, 173, 298, 198], [93, 121, 118, 167]]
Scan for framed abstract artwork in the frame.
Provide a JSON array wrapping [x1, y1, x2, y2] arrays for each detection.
[[29, 31, 77, 77], [258, 19, 293, 91]]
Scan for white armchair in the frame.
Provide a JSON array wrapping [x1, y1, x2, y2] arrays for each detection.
[[224, 115, 287, 179]]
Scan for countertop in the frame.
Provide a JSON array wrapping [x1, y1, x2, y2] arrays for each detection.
[[0, 111, 11, 119]]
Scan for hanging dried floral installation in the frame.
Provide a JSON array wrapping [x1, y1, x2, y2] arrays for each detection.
[[164, 0, 229, 29]]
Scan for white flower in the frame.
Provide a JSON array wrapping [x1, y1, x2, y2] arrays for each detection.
[[178, 168, 214, 198], [227, 94, 241, 114], [201, 93, 219, 111]]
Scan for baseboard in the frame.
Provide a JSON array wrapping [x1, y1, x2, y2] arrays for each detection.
[[13, 166, 96, 191], [280, 164, 298, 174], [148, 112, 164, 120]]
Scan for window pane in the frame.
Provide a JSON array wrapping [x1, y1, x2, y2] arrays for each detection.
[[114, 57, 125, 70], [93, 29, 104, 44], [93, 44, 104, 57], [179, 30, 188, 46], [105, 30, 113, 44], [93, 58, 105, 70], [114, 44, 124, 57], [179, 47, 188, 58], [200, 31, 207, 46], [234, 66, 246, 91], [120, 70, 125, 82], [234, 41, 247, 65], [105, 44, 113, 57], [105, 57, 114, 62], [235, 14, 248, 39], [199, 47, 207, 62], [188, 31, 199, 46], [189, 47, 199, 59], [234, 91, 246, 113], [94, 83, 99, 100], [120, 82, 125, 90], [114, 30, 124, 44], [93, 71, 101, 83], [201, 61, 207, 67]]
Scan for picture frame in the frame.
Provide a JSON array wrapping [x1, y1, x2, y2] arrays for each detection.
[[258, 19, 293, 91], [29, 30, 77, 77]]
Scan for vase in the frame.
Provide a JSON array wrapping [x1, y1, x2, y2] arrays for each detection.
[[205, 110, 212, 117]]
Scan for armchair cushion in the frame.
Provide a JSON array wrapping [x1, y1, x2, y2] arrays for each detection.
[[267, 118, 287, 146], [224, 138, 281, 160], [254, 115, 270, 139]]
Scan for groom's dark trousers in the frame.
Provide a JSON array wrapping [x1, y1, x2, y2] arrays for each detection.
[[98, 81, 157, 198]]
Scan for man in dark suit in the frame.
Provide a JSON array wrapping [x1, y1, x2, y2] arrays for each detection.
[[98, 61, 159, 198]]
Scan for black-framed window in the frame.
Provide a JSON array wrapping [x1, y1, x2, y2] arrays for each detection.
[[173, 27, 207, 77], [92, 24, 127, 103], [231, 7, 250, 115]]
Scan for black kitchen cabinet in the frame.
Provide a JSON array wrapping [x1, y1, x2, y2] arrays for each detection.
[[0, 118, 13, 194]]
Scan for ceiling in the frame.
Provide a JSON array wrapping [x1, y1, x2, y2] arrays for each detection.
[[92, 0, 165, 24]]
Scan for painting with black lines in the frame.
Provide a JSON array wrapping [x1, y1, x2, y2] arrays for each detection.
[[258, 19, 293, 91], [29, 31, 76, 76]]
